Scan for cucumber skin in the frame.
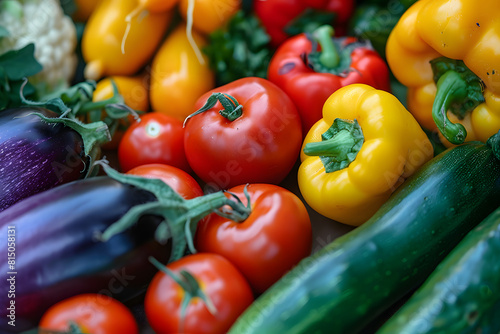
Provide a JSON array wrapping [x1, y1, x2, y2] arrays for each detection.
[[377, 207, 500, 334], [228, 142, 500, 334]]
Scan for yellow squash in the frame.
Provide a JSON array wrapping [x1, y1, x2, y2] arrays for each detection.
[[298, 84, 433, 226], [82, 0, 172, 81], [386, 0, 500, 146], [149, 23, 215, 121]]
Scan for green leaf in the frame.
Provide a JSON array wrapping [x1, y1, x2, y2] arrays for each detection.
[[0, 44, 42, 80], [0, 50, 39, 109], [285, 8, 337, 37], [203, 10, 273, 85]]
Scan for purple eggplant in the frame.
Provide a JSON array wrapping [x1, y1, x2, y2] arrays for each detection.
[[0, 165, 249, 333], [0, 176, 165, 333], [0, 107, 109, 211]]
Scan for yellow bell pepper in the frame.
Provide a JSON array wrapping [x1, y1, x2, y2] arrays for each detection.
[[386, 0, 500, 147], [82, 0, 172, 81], [149, 23, 215, 121], [298, 84, 433, 226]]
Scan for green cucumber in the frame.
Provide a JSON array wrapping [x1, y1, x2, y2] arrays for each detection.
[[377, 206, 500, 334], [228, 134, 500, 334]]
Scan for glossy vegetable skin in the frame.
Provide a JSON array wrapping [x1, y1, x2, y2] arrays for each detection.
[[150, 24, 215, 121], [39, 294, 139, 334], [0, 176, 167, 333], [126, 164, 203, 199], [82, 0, 172, 80], [195, 183, 312, 293], [254, 0, 355, 47], [118, 112, 191, 173], [145, 253, 254, 334], [0, 107, 99, 212], [386, 0, 500, 145], [183, 77, 302, 190], [229, 135, 500, 334], [298, 84, 433, 226], [268, 26, 391, 133], [178, 0, 241, 35], [378, 206, 500, 334]]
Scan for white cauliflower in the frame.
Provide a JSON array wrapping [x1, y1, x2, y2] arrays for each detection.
[[0, 0, 78, 93]]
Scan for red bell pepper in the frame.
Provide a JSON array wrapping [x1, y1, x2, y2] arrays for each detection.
[[254, 0, 355, 48], [267, 25, 391, 134]]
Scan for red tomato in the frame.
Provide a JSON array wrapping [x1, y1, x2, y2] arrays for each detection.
[[118, 112, 190, 173], [38, 293, 138, 334], [183, 77, 303, 190], [127, 164, 203, 200], [145, 253, 254, 334], [195, 183, 312, 294]]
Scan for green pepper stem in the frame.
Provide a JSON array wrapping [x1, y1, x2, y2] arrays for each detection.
[[303, 129, 355, 157], [183, 93, 243, 127], [432, 70, 468, 144], [312, 25, 339, 69]]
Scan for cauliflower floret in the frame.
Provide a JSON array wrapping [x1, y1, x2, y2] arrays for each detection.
[[0, 0, 78, 92]]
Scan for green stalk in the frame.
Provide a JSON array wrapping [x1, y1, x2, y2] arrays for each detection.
[[303, 129, 355, 157], [183, 93, 243, 127], [312, 25, 340, 69], [31, 112, 110, 157], [149, 257, 217, 333], [303, 119, 364, 173], [97, 163, 251, 262], [432, 71, 468, 145], [430, 57, 485, 145]]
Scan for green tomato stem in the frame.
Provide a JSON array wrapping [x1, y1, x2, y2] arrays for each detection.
[[149, 257, 217, 333], [184, 92, 243, 127]]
